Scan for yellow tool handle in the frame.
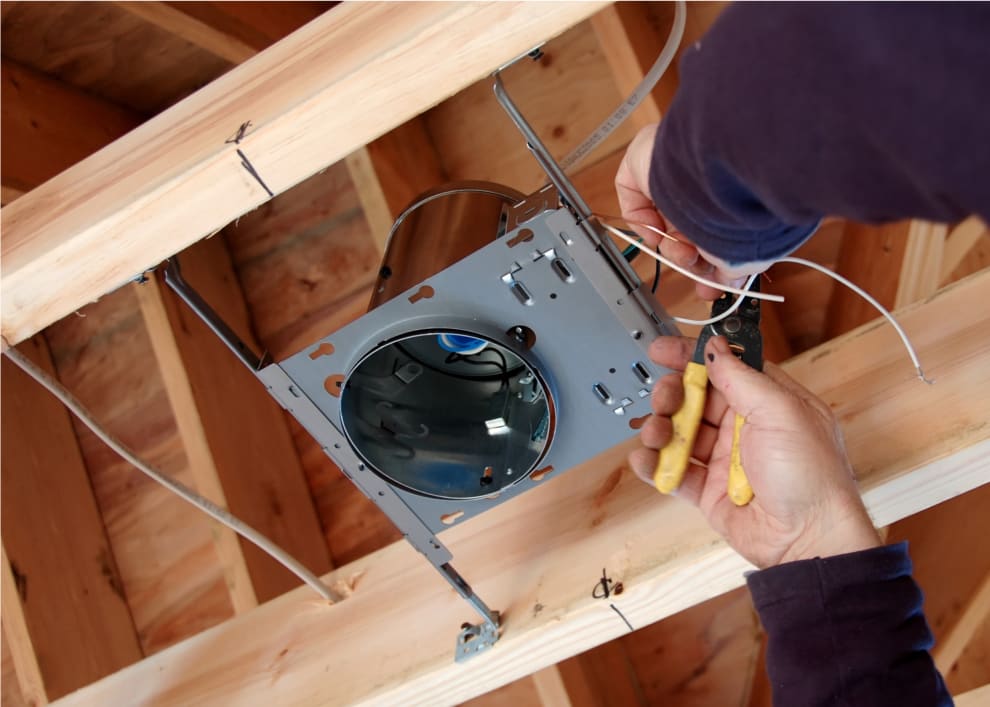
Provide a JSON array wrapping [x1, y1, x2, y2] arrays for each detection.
[[728, 413, 754, 506], [654, 361, 707, 494]]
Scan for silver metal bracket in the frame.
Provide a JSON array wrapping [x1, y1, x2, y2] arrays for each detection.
[[456, 612, 501, 662]]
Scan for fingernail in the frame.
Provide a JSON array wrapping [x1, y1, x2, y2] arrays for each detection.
[[708, 336, 730, 356]]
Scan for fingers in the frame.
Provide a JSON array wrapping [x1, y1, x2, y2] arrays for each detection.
[[704, 336, 791, 419], [627, 445, 710, 508], [615, 124, 665, 245], [659, 237, 702, 270], [639, 415, 719, 463], [648, 336, 696, 371], [639, 414, 672, 449], [651, 374, 685, 416], [628, 446, 658, 485]]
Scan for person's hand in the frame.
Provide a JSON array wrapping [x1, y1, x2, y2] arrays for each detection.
[[615, 124, 760, 301], [628, 335, 881, 568]]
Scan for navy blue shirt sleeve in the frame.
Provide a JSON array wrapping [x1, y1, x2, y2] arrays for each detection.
[[746, 542, 951, 706], [649, 2, 990, 266]]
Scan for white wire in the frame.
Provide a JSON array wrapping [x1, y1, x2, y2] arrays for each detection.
[[778, 257, 932, 383], [1, 344, 343, 603], [603, 218, 928, 381], [602, 222, 785, 302], [672, 274, 759, 326], [561, 0, 687, 172]]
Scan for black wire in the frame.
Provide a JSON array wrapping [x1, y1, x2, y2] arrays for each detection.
[[448, 349, 510, 374], [651, 246, 661, 294], [395, 343, 516, 383], [446, 349, 512, 390]]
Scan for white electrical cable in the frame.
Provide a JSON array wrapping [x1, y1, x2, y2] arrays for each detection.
[[602, 222, 785, 302], [2, 344, 343, 603], [778, 257, 932, 383], [560, 0, 687, 172], [672, 274, 759, 326]]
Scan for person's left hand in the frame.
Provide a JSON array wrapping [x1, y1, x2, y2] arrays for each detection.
[[615, 124, 761, 300], [628, 335, 880, 569]]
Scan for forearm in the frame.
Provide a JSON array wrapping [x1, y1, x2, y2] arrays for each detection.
[[650, 2, 990, 266], [747, 542, 951, 706]]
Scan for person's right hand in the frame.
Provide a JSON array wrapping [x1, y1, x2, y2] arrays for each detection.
[[628, 335, 881, 569]]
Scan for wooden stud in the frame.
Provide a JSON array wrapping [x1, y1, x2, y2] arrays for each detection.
[[620, 588, 762, 706], [954, 684, 990, 707], [51, 269, 990, 706], [347, 119, 448, 253], [135, 2, 329, 55], [1, 545, 48, 706], [1, 185, 25, 206], [0, 60, 142, 195], [823, 220, 911, 338], [1, 336, 143, 700], [423, 20, 639, 194], [590, 4, 665, 129], [1, 2, 607, 346], [114, 2, 256, 64], [559, 640, 645, 706], [344, 148, 395, 255], [530, 666, 575, 707], [136, 236, 332, 603], [114, 1, 327, 67], [895, 221, 948, 308], [934, 572, 990, 676], [133, 276, 259, 613], [941, 216, 989, 285]]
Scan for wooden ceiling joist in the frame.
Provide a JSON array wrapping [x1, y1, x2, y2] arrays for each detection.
[[0, 2, 607, 346], [52, 270, 990, 705]]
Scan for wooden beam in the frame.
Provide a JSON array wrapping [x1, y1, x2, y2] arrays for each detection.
[[344, 149, 395, 255], [52, 269, 990, 706], [823, 219, 911, 338], [895, 220, 948, 308], [941, 216, 989, 285], [115, 2, 328, 66], [954, 684, 990, 707], [1, 185, 25, 206], [2, 546, 48, 706], [1, 335, 143, 700], [0, 60, 142, 194], [934, 572, 990, 675], [590, 3, 665, 129], [345, 118, 446, 253], [137, 236, 332, 604], [0, 2, 607, 346], [530, 666, 575, 707], [620, 587, 761, 706], [134, 276, 258, 613], [558, 640, 644, 706], [114, 2, 257, 64]]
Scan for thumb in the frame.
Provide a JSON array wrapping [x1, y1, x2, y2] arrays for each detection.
[[704, 336, 785, 418]]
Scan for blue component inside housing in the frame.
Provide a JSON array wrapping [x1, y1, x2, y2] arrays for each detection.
[[436, 334, 488, 355]]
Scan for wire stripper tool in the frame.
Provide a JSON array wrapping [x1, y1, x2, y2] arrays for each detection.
[[654, 280, 764, 505]]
